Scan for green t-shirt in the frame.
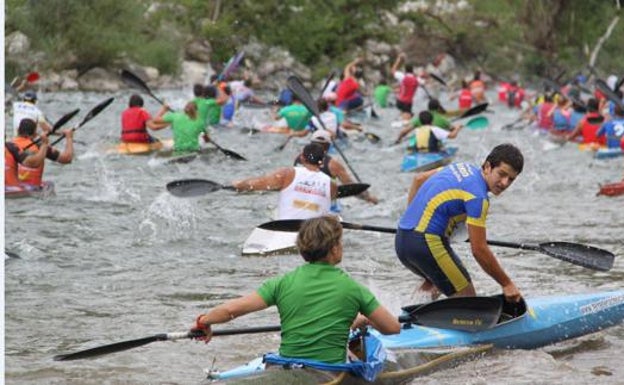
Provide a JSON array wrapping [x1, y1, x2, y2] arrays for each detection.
[[193, 97, 210, 128], [373, 85, 392, 108], [163, 111, 205, 152], [257, 262, 380, 364], [205, 98, 221, 125], [278, 104, 312, 131], [410, 111, 451, 130]]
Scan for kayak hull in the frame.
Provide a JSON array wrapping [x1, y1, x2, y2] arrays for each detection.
[[595, 147, 624, 159], [401, 147, 458, 173], [598, 181, 624, 197], [5, 181, 55, 199], [111, 139, 173, 155], [241, 228, 298, 256]]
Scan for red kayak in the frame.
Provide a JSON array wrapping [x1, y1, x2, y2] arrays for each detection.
[[597, 180, 624, 197]]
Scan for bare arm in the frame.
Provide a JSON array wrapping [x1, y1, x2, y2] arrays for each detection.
[[22, 136, 48, 168], [351, 305, 400, 335], [232, 167, 293, 192], [196, 293, 269, 327], [391, 53, 405, 76], [148, 105, 171, 131], [407, 168, 438, 204], [446, 124, 463, 139], [467, 224, 521, 302], [55, 129, 74, 164]]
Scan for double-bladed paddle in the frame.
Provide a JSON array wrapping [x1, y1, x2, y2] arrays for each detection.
[[22, 109, 81, 151], [429, 73, 447, 87], [166, 179, 370, 199], [52, 295, 502, 361], [595, 78, 624, 110], [50, 97, 115, 146], [287, 75, 363, 182], [454, 103, 489, 121], [120, 69, 246, 161], [257, 219, 614, 272]]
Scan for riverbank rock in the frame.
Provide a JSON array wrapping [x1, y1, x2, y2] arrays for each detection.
[[78, 68, 121, 92]]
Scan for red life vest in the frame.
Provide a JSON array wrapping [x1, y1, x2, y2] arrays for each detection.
[[458, 89, 473, 109], [121, 107, 152, 143], [538, 102, 554, 130], [580, 112, 605, 145], [498, 82, 510, 102], [335, 77, 359, 107], [397, 73, 418, 104]]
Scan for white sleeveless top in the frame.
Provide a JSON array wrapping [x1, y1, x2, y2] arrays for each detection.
[[13, 102, 45, 136], [277, 167, 331, 219]]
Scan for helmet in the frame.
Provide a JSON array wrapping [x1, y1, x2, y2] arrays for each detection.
[[23, 90, 37, 101]]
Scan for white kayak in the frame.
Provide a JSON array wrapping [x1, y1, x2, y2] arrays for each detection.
[[241, 228, 298, 256]]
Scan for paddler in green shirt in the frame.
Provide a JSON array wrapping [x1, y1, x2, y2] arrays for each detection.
[[394, 98, 461, 144], [191, 216, 400, 364], [150, 101, 207, 153]]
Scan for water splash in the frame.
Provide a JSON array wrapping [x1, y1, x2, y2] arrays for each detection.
[[135, 193, 198, 244]]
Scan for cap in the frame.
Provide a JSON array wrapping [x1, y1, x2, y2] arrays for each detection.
[[311, 130, 332, 144], [23, 90, 37, 101]]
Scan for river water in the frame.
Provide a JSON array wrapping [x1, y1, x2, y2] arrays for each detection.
[[4, 88, 623, 385]]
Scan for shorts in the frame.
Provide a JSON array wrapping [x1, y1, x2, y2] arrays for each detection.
[[396, 100, 413, 115], [395, 229, 471, 296]]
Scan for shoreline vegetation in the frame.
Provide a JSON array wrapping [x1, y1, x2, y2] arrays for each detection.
[[5, 1, 623, 92]]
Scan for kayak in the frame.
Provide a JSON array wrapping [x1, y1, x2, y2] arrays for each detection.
[[597, 180, 624, 197], [206, 290, 624, 384], [5, 181, 55, 199], [241, 228, 298, 256], [111, 139, 173, 155], [595, 147, 624, 159], [401, 147, 458, 172]]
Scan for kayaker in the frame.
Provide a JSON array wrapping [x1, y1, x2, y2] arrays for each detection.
[[310, 98, 339, 137], [5, 120, 49, 194], [373, 78, 392, 108], [12, 90, 52, 137], [11, 118, 74, 189], [566, 98, 606, 147], [449, 80, 473, 110], [391, 52, 419, 120], [394, 99, 460, 144], [149, 101, 207, 153], [264, 94, 312, 136], [406, 110, 462, 153], [395, 143, 524, 303], [469, 70, 487, 103], [191, 215, 401, 364], [335, 57, 364, 111], [596, 104, 624, 149], [120, 94, 160, 144], [231, 143, 335, 219], [295, 130, 378, 204], [204, 85, 228, 127]]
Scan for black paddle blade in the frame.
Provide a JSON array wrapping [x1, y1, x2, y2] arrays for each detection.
[[595, 79, 624, 110], [219, 147, 247, 161], [53, 334, 166, 361], [287, 76, 320, 116], [51, 109, 81, 133], [365, 132, 381, 144], [430, 73, 447, 87], [459, 103, 489, 120], [538, 242, 614, 272], [120, 69, 150, 94], [166, 179, 227, 197], [402, 296, 503, 332], [258, 219, 303, 232], [336, 183, 370, 198], [78, 97, 115, 128]]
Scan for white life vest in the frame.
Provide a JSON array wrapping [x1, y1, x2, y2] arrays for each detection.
[[277, 167, 331, 219]]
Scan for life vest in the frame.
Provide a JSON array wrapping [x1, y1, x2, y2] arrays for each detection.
[[497, 82, 510, 102], [13, 136, 45, 187], [507, 86, 524, 108], [397, 73, 418, 104], [537, 102, 554, 130], [413, 125, 440, 153], [277, 167, 331, 220], [458, 89, 473, 109], [4, 143, 23, 188], [121, 107, 152, 143], [580, 112, 605, 145]]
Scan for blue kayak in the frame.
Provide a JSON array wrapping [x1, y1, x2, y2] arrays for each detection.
[[206, 291, 624, 383], [595, 147, 623, 159], [401, 147, 458, 172]]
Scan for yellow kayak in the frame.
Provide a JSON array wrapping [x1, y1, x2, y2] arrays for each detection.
[[111, 139, 173, 155]]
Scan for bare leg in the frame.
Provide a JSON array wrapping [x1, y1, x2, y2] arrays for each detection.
[[412, 279, 441, 301]]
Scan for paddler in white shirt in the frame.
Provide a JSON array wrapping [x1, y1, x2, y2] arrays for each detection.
[[231, 143, 337, 219]]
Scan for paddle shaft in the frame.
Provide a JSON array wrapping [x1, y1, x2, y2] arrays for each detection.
[[49, 97, 115, 146]]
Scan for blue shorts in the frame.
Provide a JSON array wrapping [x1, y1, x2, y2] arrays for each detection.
[[395, 229, 471, 296]]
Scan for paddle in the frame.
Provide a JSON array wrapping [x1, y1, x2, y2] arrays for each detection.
[[166, 179, 370, 199], [429, 73, 447, 87], [454, 103, 489, 121], [595, 78, 624, 110], [465, 116, 489, 131], [615, 75, 624, 92], [276, 71, 337, 152], [257, 220, 614, 271], [501, 116, 525, 130], [22, 109, 81, 151], [52, 295, 501, 361], [50, 97, 115, 146], [287, 75, 363, 182], [218, 51, 245, 82], [121, 69, 246, 161]]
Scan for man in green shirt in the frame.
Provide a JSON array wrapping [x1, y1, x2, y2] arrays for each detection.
[[394, 99, 461, 145], [192, 216, 400, 363], [264, 95, 312, 135], [373, 79, 392, 108], [150, 101, 206, 153]]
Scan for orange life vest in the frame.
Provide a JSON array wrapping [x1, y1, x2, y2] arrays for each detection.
[[14, 136, 45, 187]]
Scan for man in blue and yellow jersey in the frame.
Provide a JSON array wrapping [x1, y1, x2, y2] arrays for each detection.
[[395, 143, 524, 303]]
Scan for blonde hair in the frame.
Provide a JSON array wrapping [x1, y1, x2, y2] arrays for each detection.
[[184, 101, 198, 120], [296, 216, 343, 262]]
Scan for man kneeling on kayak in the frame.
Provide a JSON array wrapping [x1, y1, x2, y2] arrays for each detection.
[[191, 216, 400, 363]]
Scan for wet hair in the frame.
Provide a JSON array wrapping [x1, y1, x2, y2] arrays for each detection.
[[184, 101, 198, 120], [419, 110, 433, 125], [205, 85, 217, 99], [301, 143, 325, 166], [473, 70, 481, 80], [614, 104, 624, 117], [405, 64, 414, 73], [586, 98, 599, 112], [297, 216, 343, 262], [193, 83, 205, 97], [18, 118, 37, 136], [223, 85, 232, 96], [427, 98, 446, 114], [129, 94, 144, 108], [483, 143, 524, 174], [317, 98, 329, 112], [243, 79, 252, 87], [354, 66, 364, 79]]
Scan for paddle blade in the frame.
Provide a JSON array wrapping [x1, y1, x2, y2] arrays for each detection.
[[430, 73, 447, 87], [26, 72, 40, 83], [258, 219, 303, 232], [287, 76, 320, 117], [595, 79, 624, 110], [51, 109, 81, 133], [538, 242, 614, 272], [78, 97, 115, 128], [337, 183, 370, 198], [364, 132, 381, 144], [465, 116, 489, 130], [166, 179, 226, 197], [402, 296, 503, 332], [121, 69, 150, 94], [458, 103, 489, 120], [53, 334, 166, 361]]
